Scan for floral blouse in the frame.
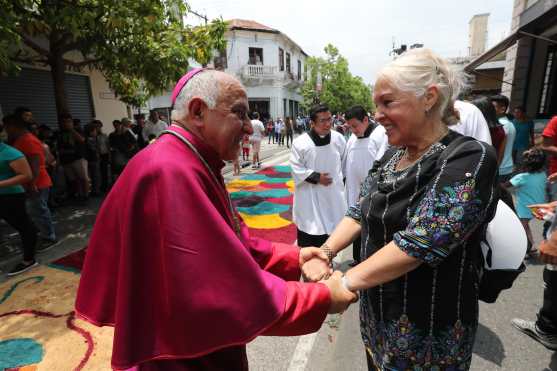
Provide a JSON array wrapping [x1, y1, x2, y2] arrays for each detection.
[[347, 131, 498, 371]]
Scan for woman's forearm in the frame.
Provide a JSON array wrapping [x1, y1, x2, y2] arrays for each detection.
[[345, 241, 421, 291], [325, 217, 362, 255], [0, 174, 31, 189]]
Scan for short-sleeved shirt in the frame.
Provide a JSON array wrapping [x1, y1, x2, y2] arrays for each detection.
[[13, 132, 52, 189], [0, 142, 26, 195], [512, 119, 534, 153], [542, 116, 557, 174], [510, 171, 547, 219], [499, 116, 516, 176], [250, 120, 265, 141]]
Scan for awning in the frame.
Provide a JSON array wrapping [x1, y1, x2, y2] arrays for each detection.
[[464, 31, 520, 73], [465, 30, 557, 73]]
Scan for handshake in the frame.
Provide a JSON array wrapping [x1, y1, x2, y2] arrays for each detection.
[[299, 247, 359, 314]]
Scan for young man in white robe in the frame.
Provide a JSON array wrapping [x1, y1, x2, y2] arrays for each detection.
[[290, 104, 347, 248], [341, 106, 377, 264]]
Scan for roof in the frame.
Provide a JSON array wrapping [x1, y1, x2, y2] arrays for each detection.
[[226, 19, 308, 56], [227, 19, 278, 33], [476, 60, 506, 70]]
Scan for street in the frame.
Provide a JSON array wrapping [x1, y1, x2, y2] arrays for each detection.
[[1, 141, 555, 370]]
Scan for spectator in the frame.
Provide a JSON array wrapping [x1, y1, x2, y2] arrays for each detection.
[[285, 117, 294, 148], [274, 118, 283, 146], [512, 106, 534, 163], [57, 113, 89, 201], [84, 123, 101, 197], [109, 119, 137, 180], [14, 106, 35, 128], [250, 112, 265, 168], [241, 133, 250, 162], [142, 110, 168, 143], [0, 137, 38, 276], [93, 120, 111, 192], [4, 114, 57, 250], [505, 148, 547, 256], [491, 94, 515, 182], [267, 119, 275, 144], [133, 114, 147, 149], [471, 97, 505, 164], [542, 114, 557, 233]]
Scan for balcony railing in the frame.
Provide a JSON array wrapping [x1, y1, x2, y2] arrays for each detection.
[[242, 65, 278, 77]]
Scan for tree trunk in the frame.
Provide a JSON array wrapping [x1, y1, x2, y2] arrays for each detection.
[[49, 52, 69, 121]]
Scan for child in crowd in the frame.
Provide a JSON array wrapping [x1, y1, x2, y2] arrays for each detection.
[[506, 148, 547, 256], [241, 133, 250, 162]]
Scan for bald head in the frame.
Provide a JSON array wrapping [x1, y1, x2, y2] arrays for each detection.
[[171, 70, 246, 122]]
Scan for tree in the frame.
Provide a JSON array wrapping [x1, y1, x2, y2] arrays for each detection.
[[0, 0, 227, 115], [301, 44, 374, 114]]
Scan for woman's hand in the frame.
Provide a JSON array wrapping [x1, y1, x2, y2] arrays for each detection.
[[301, 255, 332, 282], [528, 201, 557, 220], [539, 239, 557, 265], [299, 247, 329, 268], [321, 271, 359, 314]]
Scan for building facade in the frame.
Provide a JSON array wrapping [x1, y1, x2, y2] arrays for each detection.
[[146, 19, 307, 122], [466, 0, 557, 120], [469, 13, 490, 57]]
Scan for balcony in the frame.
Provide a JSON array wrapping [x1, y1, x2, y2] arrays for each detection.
[[239, 64, 304, 88]]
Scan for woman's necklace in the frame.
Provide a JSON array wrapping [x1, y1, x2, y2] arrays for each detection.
[[398, 129, 449, 170], [161, 126, 242, 237]]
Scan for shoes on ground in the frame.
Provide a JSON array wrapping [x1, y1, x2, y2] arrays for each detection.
[[7, 260, 39, 276], [511, 318, 557, 351], [37, 238, 58, 253]]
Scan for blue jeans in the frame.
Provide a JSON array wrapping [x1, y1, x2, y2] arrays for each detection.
[[26, 187, 56, 241]]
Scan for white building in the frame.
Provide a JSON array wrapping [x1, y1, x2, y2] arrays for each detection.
[[147, 19, 308, 122]]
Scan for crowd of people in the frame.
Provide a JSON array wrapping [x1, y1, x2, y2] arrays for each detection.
[[0, 107, 170, 276], [1, 47, 556, 370]]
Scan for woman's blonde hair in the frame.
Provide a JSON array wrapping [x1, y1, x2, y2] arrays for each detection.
[[377, 48, 467, 125]]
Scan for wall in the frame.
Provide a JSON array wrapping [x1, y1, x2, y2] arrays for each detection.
[[502, 0, 528, 98], [88, 68, 129, 128]]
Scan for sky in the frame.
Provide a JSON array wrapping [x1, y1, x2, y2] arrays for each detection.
[[185, 0, 513, 85]]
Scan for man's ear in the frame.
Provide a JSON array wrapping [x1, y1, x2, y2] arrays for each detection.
[[188, 97, 208, 127]]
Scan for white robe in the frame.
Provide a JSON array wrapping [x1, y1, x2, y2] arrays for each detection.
[[342, 132, 377, 207], [290, 131, 347, 235]]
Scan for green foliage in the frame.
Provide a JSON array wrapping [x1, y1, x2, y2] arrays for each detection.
[[301, 43, 374, 114], [0, 0, 226, 108]]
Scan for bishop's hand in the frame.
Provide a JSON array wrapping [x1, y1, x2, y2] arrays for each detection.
[[302, 253, 332, 282], [321, 271, 359, 314]]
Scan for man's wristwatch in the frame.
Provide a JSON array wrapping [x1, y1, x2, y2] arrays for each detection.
[[321, 243, 336, 266]]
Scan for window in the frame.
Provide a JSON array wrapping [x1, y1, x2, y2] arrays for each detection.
[[297, 60, 302, 80], [213, 49, 227, 70], [539, 46, 557, 117], [279, 48, 284, 71], [249, 48, 263, 65], [286, 52, 291, 73]]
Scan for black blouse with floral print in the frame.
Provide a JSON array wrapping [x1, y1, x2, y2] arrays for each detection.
[[347, 130, 498, 371]]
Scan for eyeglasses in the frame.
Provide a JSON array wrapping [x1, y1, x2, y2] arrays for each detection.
[[317, 117, 333, 124]]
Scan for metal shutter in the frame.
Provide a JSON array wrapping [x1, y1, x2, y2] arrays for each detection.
[[0, 68, 94, 129]]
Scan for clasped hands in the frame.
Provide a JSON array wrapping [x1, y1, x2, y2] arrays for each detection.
[[299, 247, 358, 314]]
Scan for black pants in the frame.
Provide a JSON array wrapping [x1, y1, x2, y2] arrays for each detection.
[[286, 131, 293, 147], [537, 266, 557, 334], [0, 193, 37, 261], [297, 228, 329, 248]]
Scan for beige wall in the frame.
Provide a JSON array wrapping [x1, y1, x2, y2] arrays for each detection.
[[469, 14, 489, 57], [87, 68, 129, 131]]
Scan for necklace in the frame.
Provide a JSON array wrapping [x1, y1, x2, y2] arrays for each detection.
[[161, 127, 242, 237], [399, 129, 449, 169]]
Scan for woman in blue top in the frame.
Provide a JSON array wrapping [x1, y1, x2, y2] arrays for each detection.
[[0, 138, 38, 276]]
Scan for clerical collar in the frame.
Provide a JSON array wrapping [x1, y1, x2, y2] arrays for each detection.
[[357, 125, 373, 139], [309, 129, 331, 146]]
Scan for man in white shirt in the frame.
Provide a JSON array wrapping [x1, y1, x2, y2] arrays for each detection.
[[491, 95, 515, 181], [274, 118, 283, 146], [342, 106, 377, 263], [142, 110, 168, 142], [250, 112, 266, 168], [290, 104, 347, 247]]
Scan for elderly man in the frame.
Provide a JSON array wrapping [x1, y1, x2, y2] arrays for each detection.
[[75, 69, 356, 371]]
